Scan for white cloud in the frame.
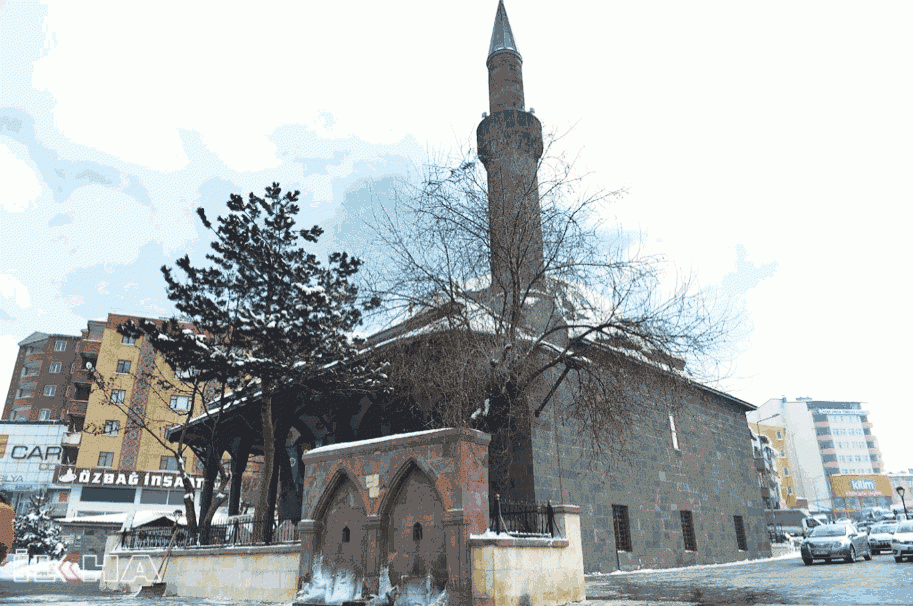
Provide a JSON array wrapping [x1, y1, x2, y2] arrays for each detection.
[[0, 273, 31, 308], [0, 144, 42, 212]]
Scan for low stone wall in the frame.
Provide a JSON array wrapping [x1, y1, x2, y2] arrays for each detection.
[[100, 537, 299, 602], [470, 506, 584, 606]]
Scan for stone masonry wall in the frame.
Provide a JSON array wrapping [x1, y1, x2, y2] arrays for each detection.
[[530, 381, 770, 572]]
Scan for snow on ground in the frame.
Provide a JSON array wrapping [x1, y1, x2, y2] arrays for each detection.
[[586, 550, 801, 577], [0, 553, 75, 582]]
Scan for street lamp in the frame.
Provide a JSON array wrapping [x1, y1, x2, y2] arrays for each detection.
[[897, 486, 909, 519]]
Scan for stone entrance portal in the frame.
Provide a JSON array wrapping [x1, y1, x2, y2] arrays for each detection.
[[297, 428, 490, 606]]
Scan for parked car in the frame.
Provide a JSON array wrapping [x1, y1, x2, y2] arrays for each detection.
[[801, 523, 872, 565], [867, 522, 898, 555], [892, 521, 913, 563]]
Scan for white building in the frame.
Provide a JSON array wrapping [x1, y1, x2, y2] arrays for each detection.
[[748, 397, 887, 513], [0, 420, 69, 515]]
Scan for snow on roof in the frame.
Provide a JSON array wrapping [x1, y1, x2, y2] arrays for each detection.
[[58, 512, 130, 525], [305, 428, 451, 456]]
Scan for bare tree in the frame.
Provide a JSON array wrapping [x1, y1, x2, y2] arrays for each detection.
[[362, 132, 737, 476], [88, 351, 233, 537]]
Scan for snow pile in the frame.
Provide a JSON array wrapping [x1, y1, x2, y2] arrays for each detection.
[[296, 556, 363, 604]]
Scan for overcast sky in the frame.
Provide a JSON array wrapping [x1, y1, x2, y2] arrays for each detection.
[[1, 1, 910, 473]]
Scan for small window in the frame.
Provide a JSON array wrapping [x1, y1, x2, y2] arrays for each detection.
[[103, 421, 120, 436], [170, 395, 191, 412], [679, 510, 697, 552], [159, 456, 182, 471], [342, 526, 350, 543], [122, 334, 137, 346], [22, 364, 40, 377], [50, 362, 62, 373], [787, 486, 793, 496], [612, 504, 632, 552], [669, 415, 679, 450], [97, 452, 114, 468], [116, 360, 132, 374], [38, 408, 51, 421], [776, 431, 782, 439], [783, 467, 789, 476], [43, 385, 57, 396], [55, 340, 67, 351], [15, 386, 34, 399], [110, 389, 126, 405], [413, 522, 423, 542], [733, 515, 748, 551]]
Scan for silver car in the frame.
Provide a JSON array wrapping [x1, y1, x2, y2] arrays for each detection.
[[801, 523, 872, 565], [867, 522, 898, 555], [892, 520, 913, 562]]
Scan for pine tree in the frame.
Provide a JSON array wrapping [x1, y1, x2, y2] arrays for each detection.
[[13, 492, 66, 562], [126, 183, 381, 542]]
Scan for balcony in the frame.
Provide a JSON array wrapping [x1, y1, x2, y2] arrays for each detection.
[[76, 340, 101, 355], [754, 458, 766, 471], [61, 432, 81, 446]]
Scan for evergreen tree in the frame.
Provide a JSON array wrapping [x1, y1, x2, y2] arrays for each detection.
[[13, 492, 66, 562], [126, 183, 381, 542]]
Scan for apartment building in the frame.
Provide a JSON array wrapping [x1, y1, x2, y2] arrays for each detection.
[[751, 421, 798, 508], [748, 397, 889, 513], [1, 314, 208, 518]]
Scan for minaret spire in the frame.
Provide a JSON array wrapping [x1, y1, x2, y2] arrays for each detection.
[[477, 1, 544, 298], [488, 0, 520, 59]]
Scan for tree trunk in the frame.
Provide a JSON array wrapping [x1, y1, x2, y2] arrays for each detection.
[[253, 386, 276, 543]]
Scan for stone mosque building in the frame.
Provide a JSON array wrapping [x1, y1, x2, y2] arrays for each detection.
[[173, 1, 769, 574]]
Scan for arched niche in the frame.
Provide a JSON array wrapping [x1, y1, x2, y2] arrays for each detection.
[[315, 471, 368, 578], [381, 462, 448, 591]]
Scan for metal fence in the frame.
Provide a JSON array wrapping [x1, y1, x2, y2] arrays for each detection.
[[490, 494, 558, 537], [118, 517, 298, 550]]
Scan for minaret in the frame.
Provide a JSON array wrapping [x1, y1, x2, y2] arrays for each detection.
[[477, 0, 544, 297]]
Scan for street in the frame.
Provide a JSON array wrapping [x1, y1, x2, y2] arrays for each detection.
[[585, 552, 913, 605]]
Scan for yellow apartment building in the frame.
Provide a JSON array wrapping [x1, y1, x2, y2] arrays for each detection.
[[755, 421, 798, 508], [59, 313, 208, 517]]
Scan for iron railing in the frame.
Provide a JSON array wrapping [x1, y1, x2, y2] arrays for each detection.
[[490, 493, 558, 537], [118, 517, 298, 550]]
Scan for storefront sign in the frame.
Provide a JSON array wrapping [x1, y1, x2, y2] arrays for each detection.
[[53, 465, 205, 489], [830, 474, 893, 498]]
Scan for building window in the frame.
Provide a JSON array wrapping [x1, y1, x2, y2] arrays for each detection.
[[103, 421, 120, 436], [116, 360, 132, 374], [50, 362, 62, 373], [110, 389, 126, 405], [679, 510, 697, 552], [776, 431, 782, 439], [55, 340, 67, 351], [413, 522, 423, 542], [159, 456, 183, 471], [669, 415, 679, 450], [122, 334, 137, 346], [612, 504, 632, 552], [170, 395, 191, 412], [81, 487, 134, 503], [73, 383, 91, 400], [733, 515, 748, 551], [787, 486, 793, 496], [38, 408, 51, 421], [783, 467, 789, 476], [43, 385, 57, 396], [342, 526, 351, 543], [97, 452, 114, 468], [22, 364, 39, 377], [15, 386, 35, 399]]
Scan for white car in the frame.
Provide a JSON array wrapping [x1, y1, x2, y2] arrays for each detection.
[[867, 522, 898, 555], [891, 520, 913, 563]]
